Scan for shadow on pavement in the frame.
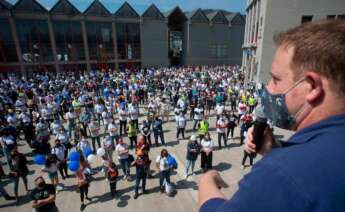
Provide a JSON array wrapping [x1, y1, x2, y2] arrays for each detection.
[[166, 140, 179, 147], [213, 162, 232, 172], [175, 179, 198, 190]]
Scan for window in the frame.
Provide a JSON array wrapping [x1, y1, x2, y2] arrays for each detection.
[[0, 18, 18, 62], [116, 23, 141, 60], [86, 22, 114, 61], [210, 44, 228, 58], [16, 19, 53, 63], [327, 15, 336, 20], [52, 20, 85, 61], [338, 15, 345, 20], [301, 15, 313, 24]]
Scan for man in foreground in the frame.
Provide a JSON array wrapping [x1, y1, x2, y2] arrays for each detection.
[[199, 20, 345, 211]]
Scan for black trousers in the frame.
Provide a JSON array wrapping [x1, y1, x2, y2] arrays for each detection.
[[120, 120, 127, 135], [176, 128, 185, 139], [58, 161, 68, 178], [242, 151, 255, 166], [109, 181, 117, 197], [79, 184, 89, 203], [135, 174, 147, 195], [201, 151, 212, 170], [218, 133, 227, 148], [129, 136, 137, 149], [91, 136, 101, 153], [154, 132, 165, 146], [143, 135, 152, 146], [227, 126, 235, 138]]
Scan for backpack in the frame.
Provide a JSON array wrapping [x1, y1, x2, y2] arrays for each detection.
[[167, 154, 178, 169]]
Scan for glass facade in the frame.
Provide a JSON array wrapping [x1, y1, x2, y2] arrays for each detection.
[[86, 21, 114, 61], [15, 19, 53, 63], [116, 23, 141, 60], [52, 20, 85, 61], [0, 18, 18, 62]]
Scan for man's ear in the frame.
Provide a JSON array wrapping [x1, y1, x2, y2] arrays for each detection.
[[304, 72, 324, 104]]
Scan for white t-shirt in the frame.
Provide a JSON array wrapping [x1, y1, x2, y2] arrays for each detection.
[[215, 105, 225, 115], [102, 111, 112, 125], [103, 137, 113, 150], [52, 145, 66, 161], [129, 106, 139, 120], [95, 104, 104, 114], [18, 112, 31, 124], [238, 102, 247, 115], [65, 112, 76, 121], [216, 118, 228, 133], [174, 108, 182, 120], [201, 139, 214, 152], [194, 108, 204, 120], [177, 116, 186, 128], [56, 132, 69, 144], [155, 155, 170, 171], [116, 143, 129, 159], [107, 123, 119, 136], [119, 109, 127, 121]]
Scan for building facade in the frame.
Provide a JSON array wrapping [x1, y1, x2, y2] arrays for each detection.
[[242, 0, 345, 84], [0, 0, 245, 76]]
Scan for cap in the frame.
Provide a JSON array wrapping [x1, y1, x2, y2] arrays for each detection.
[[190, 134, 197, 141]]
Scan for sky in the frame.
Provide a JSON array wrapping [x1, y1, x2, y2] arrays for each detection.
[[7, 0, 246, 14]]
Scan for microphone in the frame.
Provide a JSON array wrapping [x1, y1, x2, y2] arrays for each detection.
[[253, 105, 268, 152]]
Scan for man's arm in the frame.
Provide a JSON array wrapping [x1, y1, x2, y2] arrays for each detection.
[[198, 171, 228, 208], [32, 193, 56, 208]]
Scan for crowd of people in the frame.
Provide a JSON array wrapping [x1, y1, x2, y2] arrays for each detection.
[[0, 65, 259, 211]]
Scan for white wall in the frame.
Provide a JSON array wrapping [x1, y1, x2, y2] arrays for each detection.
[[257, 0, 345, 83]]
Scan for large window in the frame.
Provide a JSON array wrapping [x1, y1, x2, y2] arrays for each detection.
[[0, 18, 18, 62], [210, 44, 228, 58], [86, 22, 114, 61], [53, 20, 85, 61], [16, 19, 53, 63], [116, 23, 141, 60]]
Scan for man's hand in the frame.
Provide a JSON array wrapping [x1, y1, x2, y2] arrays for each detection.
[[198, 170, 228, 209], [244, 126, 278, 155]]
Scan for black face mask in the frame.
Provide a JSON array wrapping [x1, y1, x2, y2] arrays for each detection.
[[38, 182, 46, 188]]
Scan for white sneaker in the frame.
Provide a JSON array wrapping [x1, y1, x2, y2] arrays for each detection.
[[241, 165, 245, 170], [185, 174, 188, 179]]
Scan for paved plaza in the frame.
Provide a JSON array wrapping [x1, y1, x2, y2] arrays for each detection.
[[0, 107, 293, 212]]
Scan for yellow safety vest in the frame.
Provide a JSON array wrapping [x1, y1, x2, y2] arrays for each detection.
[[198, 121, 209, 135], [241, 95, 247, 103], [127, 124, 137, 137], [249, 97, 256, 106]]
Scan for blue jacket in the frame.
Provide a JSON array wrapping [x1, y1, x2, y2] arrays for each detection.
[[200, 114, 345, 212]]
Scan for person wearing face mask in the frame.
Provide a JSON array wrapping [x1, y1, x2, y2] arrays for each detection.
[[156, 149, 171, 193], [51, 139, 68, 179], [30, 176, 58, 212], [200, 133, 214, 173], [199, 20, 345, 212]]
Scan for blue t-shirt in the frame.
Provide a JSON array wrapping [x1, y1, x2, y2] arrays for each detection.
[[200, 114, 345, 212]]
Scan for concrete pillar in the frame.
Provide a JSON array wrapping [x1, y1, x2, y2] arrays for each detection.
[[81, 20, 91, 71], [8, 17, 25, 77], [139, 18, 144, 68], [47, 16, 60, 73], [186, 20, 190, 57], [111, 21, 119, 70]]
